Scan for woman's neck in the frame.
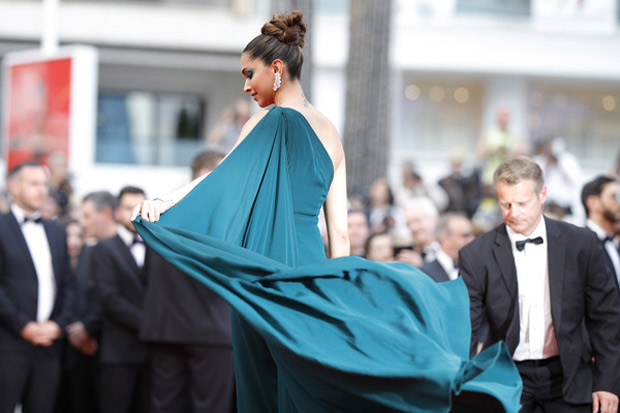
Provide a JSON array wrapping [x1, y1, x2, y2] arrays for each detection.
[[274, 79, 309, 110]]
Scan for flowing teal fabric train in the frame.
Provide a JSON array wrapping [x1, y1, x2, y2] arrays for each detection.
[[134, 106, 522, 412]]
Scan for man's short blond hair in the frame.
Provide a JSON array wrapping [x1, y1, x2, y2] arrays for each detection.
[[493, 156, 544, 193]]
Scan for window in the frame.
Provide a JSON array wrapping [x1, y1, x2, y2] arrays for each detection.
[[456, 0, 531, 17], [65, 0, 230, 5], [96, 91, 204, 166], [527, 84, 620, 170], [398, 78, 484, 156]]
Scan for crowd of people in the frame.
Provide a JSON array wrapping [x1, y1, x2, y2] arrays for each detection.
[[347, 147, 616, 265], [0, 89, 619, 412], [1, 4, 619, 410], [1, 140, 618, 412], [0, 151, 235, 413]]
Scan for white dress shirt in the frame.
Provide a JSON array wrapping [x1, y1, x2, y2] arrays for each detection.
[[436, 249, 459, 281], [507, 217, 559, 361], [117, 225, 145, 268], [422, 241, 441, 264], [586, 219, 620, 286], [11, 204, 56, 322]]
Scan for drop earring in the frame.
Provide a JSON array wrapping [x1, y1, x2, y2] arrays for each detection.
[[273, 72, 281, 91]]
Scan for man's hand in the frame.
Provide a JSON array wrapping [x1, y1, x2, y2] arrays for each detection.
[[79, 336, 99, 356], [593, 391, 619, 413], [20, 321, 61, 346], [67, 321, 98, 356], [67, 321, 88, 347], [394, 249, 423, 267], [21, 321, 40, 345]]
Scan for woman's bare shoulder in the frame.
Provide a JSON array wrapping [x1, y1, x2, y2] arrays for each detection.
[[311, 108, 344, 167]]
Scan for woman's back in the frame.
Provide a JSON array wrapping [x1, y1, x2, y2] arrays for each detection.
[[280, 107, 334, 265]]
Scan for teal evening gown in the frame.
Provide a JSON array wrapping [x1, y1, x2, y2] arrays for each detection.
[[134, 106, 522, 412]]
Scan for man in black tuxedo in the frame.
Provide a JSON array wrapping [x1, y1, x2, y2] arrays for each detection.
[[92, 186, 150, 413], [56, 191, 118, 413], [421, 212, 474, 283], [140, 150, 235, 413], [460, 156, 620, 412], [0, 162, 76, 413], [582, 175, 620, 291]]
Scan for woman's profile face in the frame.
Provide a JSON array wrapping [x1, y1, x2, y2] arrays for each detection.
[[241, 54, 274, 108]]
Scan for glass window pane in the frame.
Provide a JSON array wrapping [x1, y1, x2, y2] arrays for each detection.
[[527, 84, 620, 171], [65, 0, 230, 5], [157, 94, 203, 166], [96, 93, 142, 164], [127, 92, 157, 165], [456, 0, 531, 17], [96, 91, 204, 166], [398, 78, 483, 157]]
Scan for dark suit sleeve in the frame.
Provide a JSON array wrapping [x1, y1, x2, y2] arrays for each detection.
[[77, 248, 102, 336], [92, 243, 143, 333], [50, 228, 77, 331], [459, 246, 485, 358], [82, 283, 103, 336], [0, 253, 31, 336], [583, 235, 620, 395]]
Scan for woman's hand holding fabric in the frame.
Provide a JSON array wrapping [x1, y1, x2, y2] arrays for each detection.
[[131, 199, 168, 222]]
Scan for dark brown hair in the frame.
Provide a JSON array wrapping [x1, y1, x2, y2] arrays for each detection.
[[243, 10, 306, 80], [581, 175, 617, 217]]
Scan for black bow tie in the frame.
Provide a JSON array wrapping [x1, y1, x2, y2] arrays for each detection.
[[22, 216, 42, 225], [602, 235, 615, 244], [516, 236, 544, 251], [131, 236, 144, 246]]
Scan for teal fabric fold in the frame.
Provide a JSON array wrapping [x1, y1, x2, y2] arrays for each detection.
[[134, 106, 522, 412]]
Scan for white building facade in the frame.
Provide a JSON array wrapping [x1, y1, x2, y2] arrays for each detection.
[[0, 0, 618, 201]]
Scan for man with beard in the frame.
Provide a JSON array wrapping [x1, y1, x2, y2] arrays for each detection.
[[0, 162, 75, 413], [582, 175, 620, 292]]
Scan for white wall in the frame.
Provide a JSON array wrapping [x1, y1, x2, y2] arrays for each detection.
[[2, 1, 619, 199]]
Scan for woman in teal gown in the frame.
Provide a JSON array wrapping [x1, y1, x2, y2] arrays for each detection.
[[132, 11, 522, 413]]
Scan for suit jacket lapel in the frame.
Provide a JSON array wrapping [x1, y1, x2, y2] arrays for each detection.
[[6, 212, 38, 277], [138, 247, 152, 285], [113, 235, 144, 288], [43, 221, 62, 285], [492, 225, 521, 353], [545, 217, 565, 331], [492, 225, 518, 300]]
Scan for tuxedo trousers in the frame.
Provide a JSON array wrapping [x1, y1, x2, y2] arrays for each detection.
[[0, 349, 61, 413], [149, 343, 235, 413], [517, 357, 590, 413], [100, 362, 149, 413]]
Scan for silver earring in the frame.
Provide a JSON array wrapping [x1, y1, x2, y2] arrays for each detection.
[[273, 72, 281, 91]]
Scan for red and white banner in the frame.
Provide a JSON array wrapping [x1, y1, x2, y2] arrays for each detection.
[[2, 46, 98, 178]]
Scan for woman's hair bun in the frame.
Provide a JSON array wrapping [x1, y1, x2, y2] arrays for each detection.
[[261, 10, 306, 48]]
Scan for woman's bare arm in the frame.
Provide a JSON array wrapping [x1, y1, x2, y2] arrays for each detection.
[[323, 144, 350, 258]]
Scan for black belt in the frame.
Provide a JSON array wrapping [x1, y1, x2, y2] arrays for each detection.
[[515, 356, 560, 367]]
